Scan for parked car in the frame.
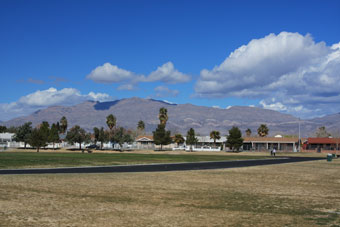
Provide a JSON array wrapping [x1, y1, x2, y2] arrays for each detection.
[[86, 144, 99, 149]]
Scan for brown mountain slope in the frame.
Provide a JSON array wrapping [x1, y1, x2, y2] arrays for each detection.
[[3, 97, 337, 136]]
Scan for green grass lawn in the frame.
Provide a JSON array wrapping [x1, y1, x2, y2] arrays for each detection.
[[0, 152, 271, 169]]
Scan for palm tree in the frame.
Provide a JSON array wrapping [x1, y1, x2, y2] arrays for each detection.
[[210, 130, 221, 147], [257, 124, 269, 137], [174, 134, 185, 147], [137, 120, 145, 131], [106, 114, 116, 131], [158, 107, 168, 125], [60, 116, 68, 134], [245, 128, 252, 137]]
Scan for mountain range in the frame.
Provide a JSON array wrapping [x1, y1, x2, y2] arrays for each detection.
[[2, 97, 340, 137]]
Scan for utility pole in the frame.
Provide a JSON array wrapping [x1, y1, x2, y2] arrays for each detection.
[[298, 118, 301, 152]]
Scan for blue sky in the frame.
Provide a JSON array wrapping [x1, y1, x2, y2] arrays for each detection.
[[1, 0, 340, 121]]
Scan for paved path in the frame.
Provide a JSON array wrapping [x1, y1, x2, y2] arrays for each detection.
[[0, 157, 323, 175]]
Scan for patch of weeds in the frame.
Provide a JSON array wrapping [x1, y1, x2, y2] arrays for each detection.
[[177, 189, 340, 226], [306, 213, 340, 226], [175, 190, 322, 217]]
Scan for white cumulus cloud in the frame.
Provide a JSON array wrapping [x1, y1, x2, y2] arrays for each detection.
[[86, 63, 137, 83], [87, 92, 112, 101], [141, 62, 191, 84], [87, 62, 190, 88], [18, 88, 82, 106], [0, 87, 113, 121], [195, 32, 340, 117]]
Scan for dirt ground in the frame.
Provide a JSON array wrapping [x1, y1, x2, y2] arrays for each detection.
[[0, 158, 339, 226]]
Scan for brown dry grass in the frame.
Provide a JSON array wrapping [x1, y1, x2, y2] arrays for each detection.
[[0, 159, 339, 226]]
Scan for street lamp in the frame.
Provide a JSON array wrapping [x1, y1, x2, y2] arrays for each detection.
[[298, 118, 301, 152]]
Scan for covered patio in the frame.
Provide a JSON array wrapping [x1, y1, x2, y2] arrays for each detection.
[[243, 137, 299, 151]]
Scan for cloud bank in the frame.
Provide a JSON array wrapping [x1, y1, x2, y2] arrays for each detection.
[[195, 32, 340, 117], [87, 61, 190, 88], [0, 88, 113, 121]]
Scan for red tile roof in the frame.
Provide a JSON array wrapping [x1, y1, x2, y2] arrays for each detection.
[[307, 138, 338, 144], [243, 137, 299, 143]]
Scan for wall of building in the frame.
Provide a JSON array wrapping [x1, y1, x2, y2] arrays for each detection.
[[302, 149, 339, 154]]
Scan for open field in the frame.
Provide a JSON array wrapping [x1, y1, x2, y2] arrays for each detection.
[[0, 158, 339, 226], [0, 151, 276, 169]]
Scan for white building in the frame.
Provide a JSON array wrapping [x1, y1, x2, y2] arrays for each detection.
[[135, 135, 227, 151], [0, 133, 15, 148]]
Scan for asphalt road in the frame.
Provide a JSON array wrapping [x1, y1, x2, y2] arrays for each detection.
[[0, 156, 324, 175]]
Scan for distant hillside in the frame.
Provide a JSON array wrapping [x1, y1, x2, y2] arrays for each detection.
[[3, 97, 339, 136], [309, 113, 340, 135]]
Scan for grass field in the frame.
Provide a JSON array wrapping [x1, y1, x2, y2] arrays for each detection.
[[0, 154, 339, 226], [0, 151, 273, 169]]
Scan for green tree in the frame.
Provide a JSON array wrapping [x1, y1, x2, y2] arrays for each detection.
[[174, 133, 185, 147], [14, 122, 33, 149], [0, 125, 7, 133], [39, 121, 50, 147], [93, 127, 100, 144], [56, 122, 60, 133], [315, 126, 331, 138], [158, 108, 168, 125], [98, 127, 109, 149], [257, 124, 269, 137], [49, 123, 60, 149], [210, 130, 221, 147], [60, 116, 68, 134], [226, 126, 244, 152], [111, 127, 133, 151], [245, 128, 252, 137], [153, 124, 172, 151], [66, 125, 90, 150], [7, 126, 18, 134], [186, 128, 197, 152], [106, 114, 117, 131], [137, 120, 145, 131], [29, 127, 47, 152]]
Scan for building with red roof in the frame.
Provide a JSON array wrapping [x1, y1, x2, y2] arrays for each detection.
[[304, 137, 340, 152]]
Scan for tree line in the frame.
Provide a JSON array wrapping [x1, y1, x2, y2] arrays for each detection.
[[1, 108, 335, 153], [0, 109, 271, 152], [1, 115, 136, 152], [152, 108, 243, 152], [9, 117, 68, 152]]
